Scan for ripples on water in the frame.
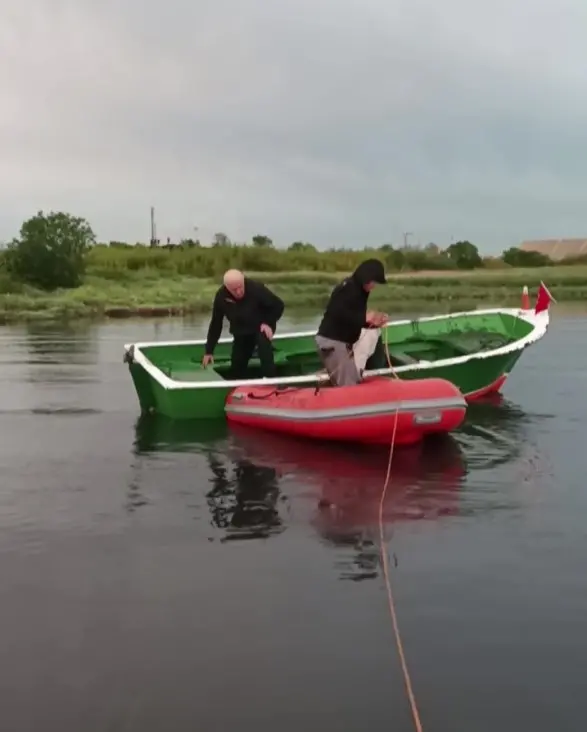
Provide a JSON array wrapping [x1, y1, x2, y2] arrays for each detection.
[[0, 318, 585, 731]]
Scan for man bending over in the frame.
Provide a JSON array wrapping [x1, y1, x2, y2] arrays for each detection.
[[315, 259, 388, 386], [202, 269, 285, 379]]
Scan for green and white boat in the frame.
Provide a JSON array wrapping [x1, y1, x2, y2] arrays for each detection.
[[123, 285, 552, 420]]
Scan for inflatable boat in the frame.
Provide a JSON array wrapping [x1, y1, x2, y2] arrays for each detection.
[[224, 375, 467, 445]]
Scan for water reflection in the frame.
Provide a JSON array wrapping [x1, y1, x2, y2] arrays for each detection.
[[132, 397, 535, 576], [24, 321, 97, 363], [23, 321, 99, 388], [133, 415, 286, 537], [206, 454, 284, 541], [134, 414, 229, 454], [228, 425, 465, 520], [459, 394, 550, 474], [228, 426, 467, 580]]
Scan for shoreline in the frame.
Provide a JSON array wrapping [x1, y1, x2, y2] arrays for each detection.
[[2, 296, 584, 325], [0, 268, 586, 324]]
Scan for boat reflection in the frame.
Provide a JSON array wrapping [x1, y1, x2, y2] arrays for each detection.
[[205, 449, 285, 541], [132, 396, 534, 573], [227, 426, 466, 579], [134, 414, 284, 539], [458, 393, 539, 471], [228, 425, 466, 521], [134, 414, 229, 454]]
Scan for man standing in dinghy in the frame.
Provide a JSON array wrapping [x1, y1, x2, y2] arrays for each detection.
[[202, 269, 285, 379], [315, 258, 389, 386]]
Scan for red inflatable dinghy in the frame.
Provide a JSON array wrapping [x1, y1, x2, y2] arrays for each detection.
[[225, 376, 466, 446]]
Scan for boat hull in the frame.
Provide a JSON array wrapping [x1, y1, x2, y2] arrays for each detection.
[[127, 345, 521, 419], [123, 305, 549, 419], [225, 376, 467, 445]]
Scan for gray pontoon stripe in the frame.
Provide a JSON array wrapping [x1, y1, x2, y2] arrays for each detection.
[[225, 396, 465, 422]]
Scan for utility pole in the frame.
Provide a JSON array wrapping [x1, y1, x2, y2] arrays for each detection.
[[402, 231, 413, 249], [150, 206, 157, 247]]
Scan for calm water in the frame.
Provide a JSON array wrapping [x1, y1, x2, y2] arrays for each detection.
[[0, 312, 585, 731]]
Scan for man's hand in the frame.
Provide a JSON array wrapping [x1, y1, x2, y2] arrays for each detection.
[[260, 323, 273, 340], [202, 354, 214, 367], [366, 311, 388, 327]]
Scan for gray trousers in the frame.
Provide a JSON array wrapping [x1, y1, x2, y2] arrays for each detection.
[[315, 335, 361, 387], [315, 329, 382, 387]]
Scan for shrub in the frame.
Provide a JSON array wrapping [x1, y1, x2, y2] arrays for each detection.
[[5, 211, 95, 290]]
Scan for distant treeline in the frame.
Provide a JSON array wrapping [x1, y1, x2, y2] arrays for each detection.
[[89, 236, 577, 278], [3, 209, 586, 293]]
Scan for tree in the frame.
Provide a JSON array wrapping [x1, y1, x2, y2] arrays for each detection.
[[501, 247, 552, 267], [5, 210, 95, 290], [180, 238, 201, 248], [445, 240, 482, 269], [288, 241, 317, 252], [252, 234, 273, 247], [213, 232, 231, 247]]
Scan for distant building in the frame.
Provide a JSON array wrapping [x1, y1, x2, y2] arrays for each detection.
[[519, 238, 587, 261]]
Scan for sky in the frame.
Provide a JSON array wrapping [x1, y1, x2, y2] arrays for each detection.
[[2, 0, 587, 253]]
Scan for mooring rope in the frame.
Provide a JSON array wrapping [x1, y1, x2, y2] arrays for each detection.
[[318, 324, 423, 730], [245, 321, 423, 727], [377, 325, 424, 731]]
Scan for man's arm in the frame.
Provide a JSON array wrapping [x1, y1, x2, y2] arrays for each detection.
[[256, 282, 285, 332], [204, 292, 224, 355]]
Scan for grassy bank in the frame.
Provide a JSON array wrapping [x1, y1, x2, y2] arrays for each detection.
[[0, 264, 583, 323]]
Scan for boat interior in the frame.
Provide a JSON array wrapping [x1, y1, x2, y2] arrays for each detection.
[[140, 323, 520, 384]]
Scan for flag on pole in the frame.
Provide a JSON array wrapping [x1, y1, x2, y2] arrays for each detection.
[[535, 281, 555, 315]]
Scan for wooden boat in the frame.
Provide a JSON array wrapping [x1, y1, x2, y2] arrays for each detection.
[[225, 375, 466, 445], [123, 282, 553, 420]]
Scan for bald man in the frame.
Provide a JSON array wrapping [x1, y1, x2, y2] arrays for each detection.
[[202, 269, 285, 379]]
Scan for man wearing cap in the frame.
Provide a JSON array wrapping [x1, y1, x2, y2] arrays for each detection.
[[202, 269, 285, 379], [315, 258, 389, 386]]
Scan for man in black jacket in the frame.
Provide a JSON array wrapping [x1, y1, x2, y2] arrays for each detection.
[[202, 269, 285, 379], [315, 258, 388, 386]]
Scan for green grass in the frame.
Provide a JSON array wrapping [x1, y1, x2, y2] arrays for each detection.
[[0, 264, 581, 323]]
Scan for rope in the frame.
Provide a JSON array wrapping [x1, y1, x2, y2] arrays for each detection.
[[318, 320, 424, 730], [246, 386, 299, 400], [262, 319, 424, 728], [378, 327, 424, 732]]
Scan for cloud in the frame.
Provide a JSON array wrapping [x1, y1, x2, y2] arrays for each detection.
[[2, 0, 587, 250]]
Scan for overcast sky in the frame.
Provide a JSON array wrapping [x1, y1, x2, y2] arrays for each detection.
[[2, 0, 587, 252]]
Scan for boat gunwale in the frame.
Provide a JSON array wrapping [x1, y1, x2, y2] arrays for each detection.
[[123, 306, 550, 392]]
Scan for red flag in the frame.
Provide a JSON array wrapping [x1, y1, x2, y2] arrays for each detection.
[[535, 281, 555, 314]]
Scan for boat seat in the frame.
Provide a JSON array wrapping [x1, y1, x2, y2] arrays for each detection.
[[389, 351, 420, 366], [437, 338, 476, 356], [159, 361, 225, 382], [174, 368, 224, 382]]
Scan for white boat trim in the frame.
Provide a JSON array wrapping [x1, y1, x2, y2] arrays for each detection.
[[225, 396, 466, 422], [123, 305, 550, 392]]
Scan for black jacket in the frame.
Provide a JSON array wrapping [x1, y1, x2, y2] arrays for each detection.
[[316, 259, 386, 345], [205, 278, 285, 354]]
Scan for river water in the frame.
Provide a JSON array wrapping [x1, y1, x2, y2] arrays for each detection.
[[0, 312, 584, 731]]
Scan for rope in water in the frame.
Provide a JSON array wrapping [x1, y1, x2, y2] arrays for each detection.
[[328, 324, 423, 730], [314, 322, 424, 730], [378, 327, 424, 732]]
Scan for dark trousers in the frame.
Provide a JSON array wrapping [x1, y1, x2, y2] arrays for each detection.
[[230, 332, 276, 380]]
